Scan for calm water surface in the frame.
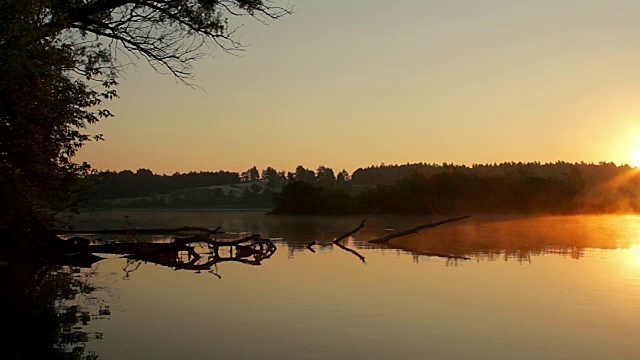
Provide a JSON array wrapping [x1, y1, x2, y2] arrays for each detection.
[[21, 212, 640, 358]]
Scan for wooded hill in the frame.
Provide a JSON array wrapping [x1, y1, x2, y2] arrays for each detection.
[[80, 162, 640, 214]]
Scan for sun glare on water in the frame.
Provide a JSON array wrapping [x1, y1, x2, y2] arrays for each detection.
[[621, 245, 640, 276]]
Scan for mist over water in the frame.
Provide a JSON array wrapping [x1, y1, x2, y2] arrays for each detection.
[[39, 210, 640, 359]]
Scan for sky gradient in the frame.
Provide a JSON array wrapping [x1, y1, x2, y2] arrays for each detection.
[[76, 0, 640, 174]]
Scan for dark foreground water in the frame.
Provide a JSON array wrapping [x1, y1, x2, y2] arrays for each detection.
[[4, 211, 640, 359]]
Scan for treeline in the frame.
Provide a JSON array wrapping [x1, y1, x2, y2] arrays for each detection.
[[349, 161, 640, 213], [273, 170, 584, 215], [84, 165, 351, 201], [84, 169, 241, 200], [274, 162, 640, 214], [82, 162, 640, 214], [351, 161, 626, 185], [96, 183, 275, 209]]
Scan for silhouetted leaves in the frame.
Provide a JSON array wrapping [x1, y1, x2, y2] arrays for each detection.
[[0, 0, 290, 242]]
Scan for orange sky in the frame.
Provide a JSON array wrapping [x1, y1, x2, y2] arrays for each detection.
[[76, 0, 640, 174]]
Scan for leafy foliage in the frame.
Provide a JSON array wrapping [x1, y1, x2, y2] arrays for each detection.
[[1, 1, 114, 236], [0, 1, 289, 239]]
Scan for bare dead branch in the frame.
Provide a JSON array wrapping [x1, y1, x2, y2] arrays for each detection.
[[334, 241, 366, 263], [306, 240, 316, 253], [368, 216, 470, 244], [333, 219, 365, 244], [35, 0, 293, 82]]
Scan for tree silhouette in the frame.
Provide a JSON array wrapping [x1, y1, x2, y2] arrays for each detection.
[[261, 167, 283, 188], [293, 165, 316, 183], [241, 166, 260, 182], [0, 1, 290, 245], [316, 165, 336, 187], [336, 169, 351, 184]]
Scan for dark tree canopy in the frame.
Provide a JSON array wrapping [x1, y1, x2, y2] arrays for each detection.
[[241, 166, 260, 182], [34, 0, 291, 80], [0, 0, 290, 244], [293, 165, 315, 183], [315, 165, 336, 187]]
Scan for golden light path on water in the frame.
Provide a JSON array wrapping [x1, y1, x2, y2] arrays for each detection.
[[625, 243, 640, 264], [65, 211, 640, 359]]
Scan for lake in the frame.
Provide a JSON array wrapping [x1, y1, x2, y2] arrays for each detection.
[[4, 211, 640, 359]]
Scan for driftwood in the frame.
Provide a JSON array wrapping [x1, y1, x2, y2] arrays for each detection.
[[15, 223, 278, 277], [368, 216, 470, 244], [52, 252, 105, 268], [54, 226, 223, 236], [127, 237, 278, 271], [412, 251, 471, 260], [333, 220, 365, 244], [89, 234, 266, 255], [173, 233, 264, 247], [89, 241, 200, 258], [52, 217, 472, 269], [328, 220, 366, 262], [208, 237, 277, 266], [306, 241, 316, 253], [334, 241, 366, 263]]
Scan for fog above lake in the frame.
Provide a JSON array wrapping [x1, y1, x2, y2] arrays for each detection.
[[9, 210, 640, 359]]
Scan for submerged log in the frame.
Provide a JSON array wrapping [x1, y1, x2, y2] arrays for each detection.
[[54, 226, 223, 236], [174, 233, 263, 247], [306, 241, 316, 253], [88, 234, 266, 256], [368, 216, 470, 244], [333, 220, 365, 244], [125, 236, 278, 273], [89, 241, 199, 258], [418, 252, 471, 260]]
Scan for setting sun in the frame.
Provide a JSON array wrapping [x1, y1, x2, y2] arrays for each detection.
[[632, 147, 640, 168]]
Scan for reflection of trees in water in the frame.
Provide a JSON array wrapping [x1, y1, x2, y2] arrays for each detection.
[[265, 216, 599, 263], [0, 263, 107, 359], [397, 244, 586, 263], [363, 216, 635, 262], [118, 236, 278, 279]]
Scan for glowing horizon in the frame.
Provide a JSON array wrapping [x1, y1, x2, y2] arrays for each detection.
[[75, 0, 640, 175]]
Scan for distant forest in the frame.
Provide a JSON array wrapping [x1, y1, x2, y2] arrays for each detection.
[[80, 162, 640, 215]]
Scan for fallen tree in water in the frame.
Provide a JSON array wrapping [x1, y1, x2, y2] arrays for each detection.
[[81, 233, 277, 272], [15, 216, 470, 270], [367, 216, 470, 244], [125, 236, 278, 272], [317, 216, 471, 262], [2, 225, 277, 273], [330, 220, 367, 262], [333, 220, 366, 244], [54, 226, 223, 236], [87, 233, 259, 255]]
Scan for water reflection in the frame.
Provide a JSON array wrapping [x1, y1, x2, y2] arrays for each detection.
[[121, 236, 278, 278], [0, 263, 106, 359], [69, 211, 640, 263], [6, 212, 640, 359], [380, 215, 640, 262]]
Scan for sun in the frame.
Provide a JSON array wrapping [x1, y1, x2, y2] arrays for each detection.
[[621, 244, 640, 273], [632, 147, 640, 168]]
